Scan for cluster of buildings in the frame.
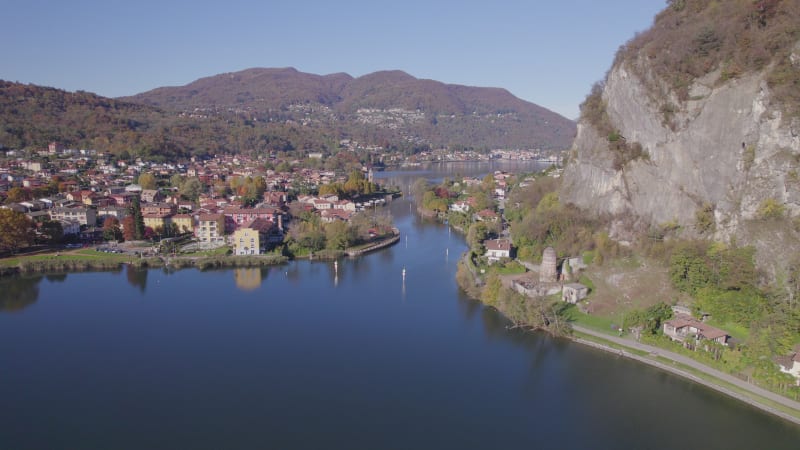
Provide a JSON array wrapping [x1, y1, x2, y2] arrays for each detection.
[[0, 143, 391, 255], [504, 246, 589, 304]]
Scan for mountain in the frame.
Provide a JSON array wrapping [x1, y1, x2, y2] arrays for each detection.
[[127, 67, 354, 111], [124, 68, 576, 150], [0, 80, 319, 159], [560, 0, 800, 274]]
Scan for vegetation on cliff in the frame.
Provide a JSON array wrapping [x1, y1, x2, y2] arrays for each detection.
[[615, 0, 800, 120], [508, 172, 799, 396]]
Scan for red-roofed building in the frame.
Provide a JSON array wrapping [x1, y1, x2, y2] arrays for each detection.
[[484, 239, 512, 263], [321, 209, 354, 223], [663, 314, 729, 346]]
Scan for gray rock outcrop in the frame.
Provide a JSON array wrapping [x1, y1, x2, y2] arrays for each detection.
[[561, 49, 800, 275]]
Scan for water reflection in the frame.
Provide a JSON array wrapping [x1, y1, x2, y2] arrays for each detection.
[[126, 265, 149, 293], [0, 275, 43, 313], [455, 291, 482, 321], [46, 273, 68, 283], [233, 267, 267, 291]]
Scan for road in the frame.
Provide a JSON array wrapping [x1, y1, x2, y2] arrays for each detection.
[[572, 325, 800, 419]]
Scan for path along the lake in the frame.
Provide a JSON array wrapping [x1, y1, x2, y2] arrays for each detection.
[[572, 325, 800, 425]]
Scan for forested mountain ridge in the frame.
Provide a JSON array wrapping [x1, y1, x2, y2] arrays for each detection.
[[1, 68, 575, 157], [123, 67, 576, 150], [0, 80, 280, 159]]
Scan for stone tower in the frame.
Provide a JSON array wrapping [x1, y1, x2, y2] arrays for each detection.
[[540, 247, 557, 283]]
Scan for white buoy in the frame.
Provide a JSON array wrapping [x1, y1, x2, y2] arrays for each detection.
[[334, 260, 338, 273], [402, 267, 406, 282]]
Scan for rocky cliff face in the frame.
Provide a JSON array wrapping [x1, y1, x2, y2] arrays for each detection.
[[561, 43, 800, 273]]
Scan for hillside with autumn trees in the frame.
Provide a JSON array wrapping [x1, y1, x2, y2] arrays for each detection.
[[1, 69, 575, 160]]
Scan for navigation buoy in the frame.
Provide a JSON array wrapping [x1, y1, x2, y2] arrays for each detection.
[[402, 267, 406, 282]]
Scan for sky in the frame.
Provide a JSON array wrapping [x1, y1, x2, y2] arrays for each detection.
[[2, 0, 667, 120]]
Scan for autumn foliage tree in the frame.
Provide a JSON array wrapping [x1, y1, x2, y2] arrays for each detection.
[[0, 209, 35, 253], [137, 172, 157, 190], [121, 216, 136, 241], [103, 217, 123, 242]]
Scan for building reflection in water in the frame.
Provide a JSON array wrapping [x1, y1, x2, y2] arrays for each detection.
[[234, 267, 267, 291]]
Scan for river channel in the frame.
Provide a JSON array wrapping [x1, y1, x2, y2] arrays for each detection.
[[1, 161, 799, 449]]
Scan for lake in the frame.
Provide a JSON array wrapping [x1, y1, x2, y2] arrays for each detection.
[[2, 161, 799, 449]]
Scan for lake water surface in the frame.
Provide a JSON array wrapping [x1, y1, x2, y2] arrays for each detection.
[[2, 162, 799, 449]]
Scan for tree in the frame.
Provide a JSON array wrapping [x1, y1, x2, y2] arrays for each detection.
[[0, 209, 35, 253], [170, 174, 185, 189], [467, 222, 489, 255], [6, 186, 32, 203], [319, 183, 343, 197], [128, 197, 145, 240], [121, 216, 136, 241], [324, 221, 355, 250], [102, 217, 123, 242], [179, 177, 204, 202], [137, 172, 157, 190], [39, 219, 63, 244], [481, 174, 495, 192]]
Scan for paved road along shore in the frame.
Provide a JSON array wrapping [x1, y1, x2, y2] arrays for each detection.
[[572, 325, 800, 425]]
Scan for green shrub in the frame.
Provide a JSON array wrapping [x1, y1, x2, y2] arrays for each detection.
[[757, 198, 785, 220]]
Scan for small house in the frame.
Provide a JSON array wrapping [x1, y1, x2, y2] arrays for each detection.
[[562, 283, 589, 304], [484, 239, 512, 263], [663, 314, 729, 346]]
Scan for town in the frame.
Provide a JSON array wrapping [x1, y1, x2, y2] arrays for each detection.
[[0, 141, 557, 258]]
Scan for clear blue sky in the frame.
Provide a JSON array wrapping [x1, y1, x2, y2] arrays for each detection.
[[2, 0, 666, 119]]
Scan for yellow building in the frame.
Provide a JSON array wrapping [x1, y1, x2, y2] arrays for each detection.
[[143, 213, 170, 232], [232, 227, 261, 255], [232, 218, 274, 255], [171, 214, 194, 234]]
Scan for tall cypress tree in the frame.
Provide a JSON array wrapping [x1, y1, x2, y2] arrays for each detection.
[[129, 196, 146, 240]]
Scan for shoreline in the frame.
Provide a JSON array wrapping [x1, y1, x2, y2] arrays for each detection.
[[454, 252, 800, 427], [570, 332, 800, 426], [0, 232, 402, 277]]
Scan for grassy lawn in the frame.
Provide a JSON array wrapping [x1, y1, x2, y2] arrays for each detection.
[[707, 320, 751, 341], [492, 260, 527, 275], [572, 330, 649, 356], [563, 304, 618, 335], [0, 248, 132, 267]]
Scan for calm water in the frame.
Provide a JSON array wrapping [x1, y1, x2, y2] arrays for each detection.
[[2, 162, 799, 449]]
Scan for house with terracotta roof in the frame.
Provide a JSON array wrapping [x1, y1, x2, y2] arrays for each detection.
[[141, 189, 163, 203], [475, 209, 499, 222], [321, 209, 354, 223], [663, 314, 729, 346], [484, 239, 512, 263], [231, 218, 276, 255]]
